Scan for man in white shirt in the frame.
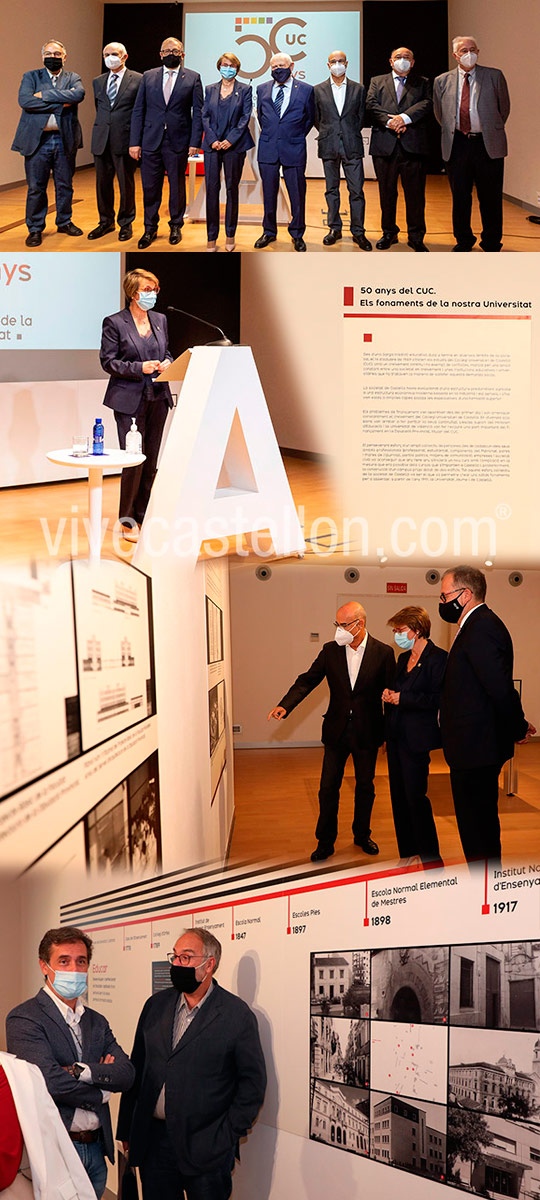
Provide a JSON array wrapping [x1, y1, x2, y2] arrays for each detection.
[[268, 601, 395, 860], [6, 927, 135, 1198], [314, 51, 371, 250], [89, 42, 142, 241]]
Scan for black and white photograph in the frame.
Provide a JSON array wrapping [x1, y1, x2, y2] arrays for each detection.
[[450, 941, 540, 1031], [310, 1079, 369, 1157], [311, 950, 370, 1017], [311, 1017, 370, 1088], [447, 1106, 540, 1197], [84, 751, 161, 876], [449, 1027, 540, 1126], [209, 679, 225, 758], [206, 594, 224, 665], [370, 1092, 447, 1181], [371, 946, 450, 1025]]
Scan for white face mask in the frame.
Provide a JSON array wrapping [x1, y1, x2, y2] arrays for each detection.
[[335, 625, 355, 646], [329, 63, 346, 78], [105, 54, 123, 70], [393, 58, 412, 74], [459, 51, 478, 69]]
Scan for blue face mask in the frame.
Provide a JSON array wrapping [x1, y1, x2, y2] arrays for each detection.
[[50, 971, 88, 1000], [272, 67, 292, 84], [220, 65, 237, 80], [394, 630, 415, 651], [136, 291, 157, 311]]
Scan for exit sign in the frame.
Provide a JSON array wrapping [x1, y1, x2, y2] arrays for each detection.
[[386, 583, 407, 594]]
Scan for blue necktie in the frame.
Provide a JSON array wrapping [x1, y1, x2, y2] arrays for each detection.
[[107, 73, 118, 106], [273, 85, 285, 117]]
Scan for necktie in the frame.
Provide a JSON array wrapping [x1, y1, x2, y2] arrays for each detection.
[[273, 84, 285, 117], [107, 73, 118, 105], [459, 73, 471, 134], [395, 76, 404, 103], [52, 74, 57, 88], [164, 70, 174, 105]]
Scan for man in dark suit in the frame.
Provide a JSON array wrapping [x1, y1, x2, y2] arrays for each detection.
[[314, 50, 371, 250], [366, 46, 432, 251], [434, 37, 510, 251], [439, 565, 535, 864], [88, 42, 142, 241], [117, 927, 266, 1200], [268, 601, 395, 861], [255, 53, 315, 252], [12, 40, 85, 247], [6, 926, 135, 1199], [129, 36, 203, 248]]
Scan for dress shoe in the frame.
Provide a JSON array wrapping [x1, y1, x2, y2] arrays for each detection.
[[408, 240, 429, 252], [138, 230, 157, 249], [169, 224, 182, 245], [354, 836, 379, 855], [323, 229, 342, 246], [452, 243, 474, 252], [376, 233, 398, 250], [118, 225, 133, 241], [25, 231, 42, 247], [310, 846, 334, 862], [87, 222, 114, 240], [57, 221, 83, 236], [353, 233, 372, 251], [225, 238, 236, 252], [254, 233, 276, 249], [206, 240, 217, 253], [121, 525, 140, 543], [292, 237, 306, 252]]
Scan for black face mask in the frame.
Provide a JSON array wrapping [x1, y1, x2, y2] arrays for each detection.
[[438, 590, 466, 624], [272, 67, 292, 84], [44, 57, 63, 73], [162, 53, 182, 69], [170, 964, 202, 994]]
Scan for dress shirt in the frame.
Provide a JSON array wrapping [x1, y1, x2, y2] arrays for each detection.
[[108, 65, 127, 89], [346, 629, 368, 688], [44, 69, 61, 131], [456, 602, 485, 633], [162, 64, 181, 101], [456, 66, 481, 132], [387, 71, 411, 125], [153, 982, 215, 1120], [271, 74, 293, 117], [42, 985, 110, 1131], [330, 76, 347, 115]]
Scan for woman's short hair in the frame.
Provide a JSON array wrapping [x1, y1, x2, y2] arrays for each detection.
[[388, 605, 431, 638], [217, 51, 241, 71], [123, 269, 159, 301]]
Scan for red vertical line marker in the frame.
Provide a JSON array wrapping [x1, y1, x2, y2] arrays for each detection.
[[481, 859, 490, 914], [231, 907, 235, 940], [364, 879, 369, 927], [287, 894, 291, 935]]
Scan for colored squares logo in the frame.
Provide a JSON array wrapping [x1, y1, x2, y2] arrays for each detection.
[[235, 15, 273, 28]]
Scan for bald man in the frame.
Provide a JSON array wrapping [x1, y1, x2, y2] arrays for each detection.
[[314, 50, 371, 249], [129, 37, 203, 247], [89, 43, 142, 240], [269, 602, 395, 861]]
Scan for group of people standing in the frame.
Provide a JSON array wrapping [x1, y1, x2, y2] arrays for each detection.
[[13, 34, 510, 251]]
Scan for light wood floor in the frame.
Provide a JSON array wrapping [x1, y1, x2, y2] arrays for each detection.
[[1, 170, 539, 252], [229, 744, 540, 870]]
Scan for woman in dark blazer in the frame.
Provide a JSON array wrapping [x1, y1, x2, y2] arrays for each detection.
[[101, 267, 173, 541], [382, 605, 447, 866], [202, 52, 254, 252]]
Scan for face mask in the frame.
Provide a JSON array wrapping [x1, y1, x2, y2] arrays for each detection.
[[335, 625, 356, 647], [220, 66, 237, 80], [459, 51, 478, 69], [104, 55, 123, 70], [438, 591, 466, 624], [272, 67, 291, 84], [170, 962, 207, 994], [136, 291, 157, 311], [44, 57, 63, 73], [49, 971, 88, 1000], [394, 630, 415, 650], [162, 53, 182, 70], [329, 63, 346, 78], [393, 58, 412, 74]]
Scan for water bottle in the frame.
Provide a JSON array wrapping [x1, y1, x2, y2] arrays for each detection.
[[125, 418, 142, 454], [93, 417, 104, 455]]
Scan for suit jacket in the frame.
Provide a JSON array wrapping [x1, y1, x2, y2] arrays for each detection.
[[202, 81, 254, 153], [91, 69, 142, 156], [278, 634, 395, 749], [439, 605, 528, 771], [101, 308, 173, 415], [367, 71, 432, 157], [12, 69, 84, 158], [130, 66, 203, 153], [433, 64, 510, 160], [313, 78, 365, 160], [116, 982, 266, 1176], [5, 990, 135, 1163], [0, 1051, 97, 1200], [257, 79, 315, 167], [385, 640, 447, 755]]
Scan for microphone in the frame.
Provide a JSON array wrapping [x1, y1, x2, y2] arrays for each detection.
[[166, 306, 232, 346]]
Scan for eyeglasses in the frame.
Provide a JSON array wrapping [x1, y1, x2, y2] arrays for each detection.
[[333, 619, 359, 630], [166, 951, 207, 966], [439, 587, 465, 603], [138, 285, 160, 294]]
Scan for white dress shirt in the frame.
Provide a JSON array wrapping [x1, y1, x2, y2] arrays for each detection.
[[271, 74, 293, 117], [162, 64, 181, 101], [108, 64, 126, 89], [42, 985, 109, 1131], [457, 601, 485, 632], [388, 70, 411, 125], [330, 76, 347, 115], [44, 69, 62, 132], [456, 66, 482, 132], [346, 629, 368, 688]]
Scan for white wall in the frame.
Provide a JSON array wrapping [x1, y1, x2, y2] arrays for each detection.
[[230, 560, 540, 746], [0, 381, 118, 486]]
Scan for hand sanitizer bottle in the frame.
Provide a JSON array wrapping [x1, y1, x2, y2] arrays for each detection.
[[125, 418, 142, 454]]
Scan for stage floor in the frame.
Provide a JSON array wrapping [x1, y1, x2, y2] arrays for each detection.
[[1, 170, 539, 253]]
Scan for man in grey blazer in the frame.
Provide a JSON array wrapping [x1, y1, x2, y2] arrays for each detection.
[[433, 36, 510, 251], [367, 47, 432, 251], [314, 50, 371, 250], [6, 926, 135, 1199]]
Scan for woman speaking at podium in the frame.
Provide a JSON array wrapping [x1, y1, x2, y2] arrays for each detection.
[[100, 268, 173, 542], [202, 52, 254, 252]]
